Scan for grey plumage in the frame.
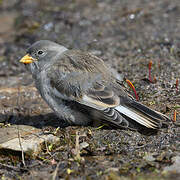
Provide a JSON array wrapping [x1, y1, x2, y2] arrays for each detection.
[[20, 40, 169, 132]]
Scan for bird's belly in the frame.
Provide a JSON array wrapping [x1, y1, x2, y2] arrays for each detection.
[[36, 71, 67, 103], [34, 72, 52, 102]]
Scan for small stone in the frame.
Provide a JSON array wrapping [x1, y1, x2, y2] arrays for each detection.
[[79, 142, 89, 150], [0, 125, 59, 155], [144, 153, 156, 162]]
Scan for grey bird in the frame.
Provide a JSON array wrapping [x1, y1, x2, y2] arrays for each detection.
[[19, 40, 169, 132]]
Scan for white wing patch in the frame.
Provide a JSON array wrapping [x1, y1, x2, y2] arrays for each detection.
[[115, 105, 157, 129], [81, 95, 118, 110]]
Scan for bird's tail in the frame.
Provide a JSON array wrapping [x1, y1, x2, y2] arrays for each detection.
[[115, 99, 169, 130]]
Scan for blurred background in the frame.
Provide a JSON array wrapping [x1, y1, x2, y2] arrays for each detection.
[[0, 0, 179, 179], [0, 0, 180, 76]]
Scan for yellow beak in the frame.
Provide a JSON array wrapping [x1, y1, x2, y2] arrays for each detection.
[[19, 54, 36, 64]]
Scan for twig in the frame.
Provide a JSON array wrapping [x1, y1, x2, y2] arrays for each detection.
[[17, 125, 26, 167], [75, 131, 80, 159], [52, 162, 60, 180], [44, 139, 53, 156], [16, 84, 26, 167]]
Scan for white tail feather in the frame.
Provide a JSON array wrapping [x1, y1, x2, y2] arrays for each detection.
[[115, 105, 157, 129]]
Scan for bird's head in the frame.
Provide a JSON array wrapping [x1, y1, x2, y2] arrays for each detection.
[[19, 40, 68, 75]]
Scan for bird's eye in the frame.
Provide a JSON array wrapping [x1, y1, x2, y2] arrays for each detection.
[[37, 50, 44, 55]]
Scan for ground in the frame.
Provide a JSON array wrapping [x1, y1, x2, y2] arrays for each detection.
[[0, 0, 180, 179]]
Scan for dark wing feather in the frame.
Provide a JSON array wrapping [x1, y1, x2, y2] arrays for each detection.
[[86, 84, 120, 108]]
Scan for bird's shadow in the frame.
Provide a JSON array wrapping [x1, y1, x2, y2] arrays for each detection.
[[0, 112, 159, 136], [1, 112, 69, 129]]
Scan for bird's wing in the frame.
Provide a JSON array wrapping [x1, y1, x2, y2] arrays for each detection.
[[48, 67, 120, 110], [47, 49, 122, 110]]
